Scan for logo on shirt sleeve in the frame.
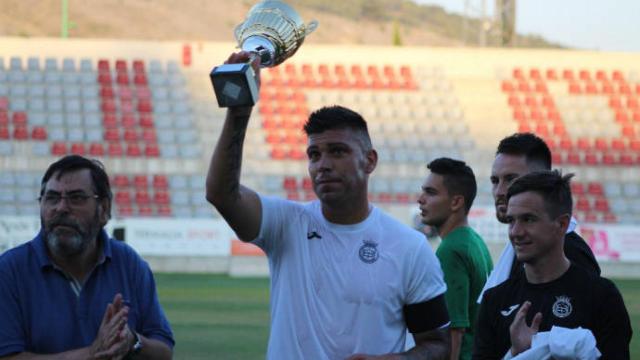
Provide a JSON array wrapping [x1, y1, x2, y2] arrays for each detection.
[[500, 304, 520, 317], [307, 231, 322, 240], [358, 239, 379, 264], [552, 296, 572, 318]]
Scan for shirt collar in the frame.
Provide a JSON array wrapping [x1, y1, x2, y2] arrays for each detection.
[[33, 228, 112, 270]]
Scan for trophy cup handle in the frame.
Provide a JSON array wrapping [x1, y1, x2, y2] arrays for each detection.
[[234, 22, 245, 42], [304, 20, 319, 36]]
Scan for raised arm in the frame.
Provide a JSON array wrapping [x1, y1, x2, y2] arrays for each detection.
[[205, 52, 262, 242]]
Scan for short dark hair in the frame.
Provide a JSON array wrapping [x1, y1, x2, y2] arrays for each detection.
[[40, 155, 113, 216], [427, 157, 477, 213], [507, 170, 573, 219], [303, 105, 372, 150], [496, 133, 552, 170]]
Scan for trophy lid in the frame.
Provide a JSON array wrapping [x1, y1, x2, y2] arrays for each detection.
[[235, 0, 318, 67]]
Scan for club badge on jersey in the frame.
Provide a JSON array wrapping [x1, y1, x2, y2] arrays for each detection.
[[359, 239, 379, 264], [552, 296, 573, 318]]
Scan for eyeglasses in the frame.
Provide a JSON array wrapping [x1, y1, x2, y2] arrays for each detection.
[[38, 193, 100, 207]]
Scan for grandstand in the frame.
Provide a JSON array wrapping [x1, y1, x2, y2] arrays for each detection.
[[1, 37, 640, 275]]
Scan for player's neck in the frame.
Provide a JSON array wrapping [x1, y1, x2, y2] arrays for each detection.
[[437, 215, 468, 239], [524, 252, 570, 284], [322, 198, 371, 225]]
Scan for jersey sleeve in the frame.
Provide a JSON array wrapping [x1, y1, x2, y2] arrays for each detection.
[[406, 239, 447, 304], [592, 279, 632, 359], [402, 239, 449, 333], [436, 245, 470, 329], [472, 289, 502, 360], [251, 195, 292, 256], [0, 258, 26, 356], [133, 255, 175, 349]]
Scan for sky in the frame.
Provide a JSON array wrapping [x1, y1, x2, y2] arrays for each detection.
[[416, 0, 640, 52]]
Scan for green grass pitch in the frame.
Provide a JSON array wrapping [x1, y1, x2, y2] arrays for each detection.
[[156, 273, 639, 359]]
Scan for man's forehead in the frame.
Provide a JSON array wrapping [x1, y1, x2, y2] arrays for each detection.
[[492, 153, 530, 175], [424, 172, 444, 188], [308, 128, 364, 148], [45, 169, 94, 191], [507, 191, 544, 214]]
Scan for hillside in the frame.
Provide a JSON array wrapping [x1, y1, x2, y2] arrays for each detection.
[[0, 0, 563, 48]]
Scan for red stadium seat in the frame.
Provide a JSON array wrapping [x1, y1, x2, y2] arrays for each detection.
[[579, 69, 590, 81], [562, 69, 574, 80], [12, 112, 27, 125], [575, 197, 591, 212], [594, 197, 610, 212], [123, 129, 139, 142], [115, 191, 132, 206], [154, 190, 170, 205], [0, 126, 7, 140], [587, 182, 604, 196], [529, 68, 541, 80], [0, 97, 9, 111], [137, 100, 153, 113], [107, 142, 123, 157], [104, 128, 120, 142], [584, 153, 599, 165], [501, 81, 515, 92], [100, 86, 114, 98], [594, 137, 608, 151], [153, 175, 169, 189], [12, 126, 29, 140], [603, 213, 617, 223], [70, 143, 86, 155], [132, 60, 145, 73], [570, 182, 585, 196], [545, 69, 557, 80], [31, 126, 47, 140], [138, 206, 153, 217], [283, 176, 298, 190], [122, 114, 137, 128], [51, 142, 67, 156], [157, 205, 172, 217], [566, 152, 581, 165], [98, 59, 110, 71], [112, 174, 130, 188], [115, 59, 127, 72], [144, 143, 160, 157], [135, 190, 151, 205], [513, 68, 525, 80], [601, 152, 617, 165], [133, 175, 148, 188], [139, 114, 154, 128]]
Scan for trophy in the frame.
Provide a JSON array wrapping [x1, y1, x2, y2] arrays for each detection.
[[210, 0, 318, 107]]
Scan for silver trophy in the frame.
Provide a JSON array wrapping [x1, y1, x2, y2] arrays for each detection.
[[211, 0, 318, 107]]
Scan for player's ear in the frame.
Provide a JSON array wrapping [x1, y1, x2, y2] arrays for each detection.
[[450, 194, 465, 213], [364, 149, 377, 174], [556, 213, 570, 234]]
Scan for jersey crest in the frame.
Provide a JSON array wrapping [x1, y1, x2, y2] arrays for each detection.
[[358, 239, 379, 264], [552, 295, 573, 318]]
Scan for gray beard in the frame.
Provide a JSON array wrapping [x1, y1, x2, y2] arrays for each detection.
[[46, 229, 89, 258]]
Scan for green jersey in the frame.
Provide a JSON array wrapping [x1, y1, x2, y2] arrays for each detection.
[[436, 226, 493, 360]]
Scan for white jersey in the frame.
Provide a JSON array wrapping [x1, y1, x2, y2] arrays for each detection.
[[253, 195, 447, 360]]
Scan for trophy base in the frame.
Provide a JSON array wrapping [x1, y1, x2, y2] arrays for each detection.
[[210, 63, 259, 108]]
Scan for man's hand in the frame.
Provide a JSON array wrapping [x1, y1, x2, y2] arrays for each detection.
[[89, 293, 132, 359], [508, 301, 542, 356]]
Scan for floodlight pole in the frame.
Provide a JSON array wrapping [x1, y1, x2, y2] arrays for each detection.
[[61, 0, 69, 38]]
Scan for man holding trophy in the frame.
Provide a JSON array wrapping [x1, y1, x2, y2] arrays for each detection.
[[206, 2, 451, 359]]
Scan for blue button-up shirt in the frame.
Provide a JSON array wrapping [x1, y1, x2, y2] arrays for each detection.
[[0, 229, 174, 356]]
